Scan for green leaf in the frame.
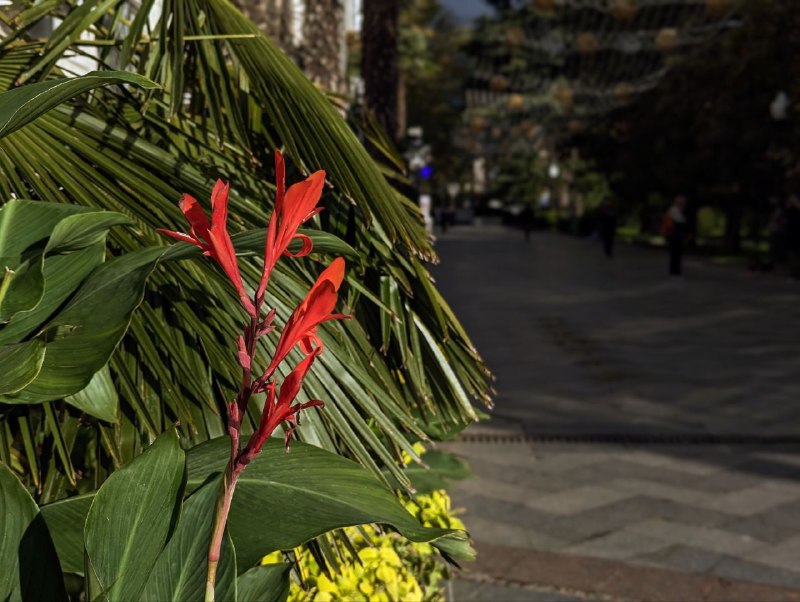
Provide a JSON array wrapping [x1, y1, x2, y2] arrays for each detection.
[[45, 211, 131, 254], [0, 340, 45, 395], [0, 201, 128, 339], [84, 429, 184, 601], [186, 437, 474, 571], [0, 257, 44, 322], [0, 71, 157, 140], [0, 462, 66, 601], [0, 200, 89, 259], [140, 476, 236, 602], [387, 450, 473, 495], [237, 564, 291, 602], [64, 365, 119, 423], [2, 247, 165, 403], [0, 245, 105, 345], [40, 493, 94, 575]]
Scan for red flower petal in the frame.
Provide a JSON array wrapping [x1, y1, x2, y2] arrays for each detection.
[[178, 194, 210, 240], [258, 151, 326, 298]]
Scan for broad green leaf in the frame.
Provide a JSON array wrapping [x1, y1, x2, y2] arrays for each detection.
[[0, 204, 128, 328], [0, 71, 157, 140], [84, 429, 184, 601], [65, 365, 119, 423], [2, 247, 164, 403], [40, 493, 94, 575], [0, 245, 105, 345], [45, 211, 131, 254], [140, 476, 236, 602], [0, 340, 45, 394], [0, 462, 66, 601], [0, 257, 43, 322], [237, 564, 291, 602], [0, 200, 89, 259], [186, 437, 474, 571]]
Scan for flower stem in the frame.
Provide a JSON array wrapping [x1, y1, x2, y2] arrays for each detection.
[[206, 314, 260, 601], [205, 434, 240, 602]]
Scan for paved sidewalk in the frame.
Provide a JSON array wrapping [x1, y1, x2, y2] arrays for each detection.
[[433, 226, 800, 600]]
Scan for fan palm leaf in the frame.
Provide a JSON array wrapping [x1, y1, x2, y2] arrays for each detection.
[[0, 0, 492, 503]]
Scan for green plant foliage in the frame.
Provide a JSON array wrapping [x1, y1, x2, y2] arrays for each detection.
[[0, 340, 45, 395], [0, 462, 66, 601], [0, 71, 157, 140], [263, 487, 467, 601], [84, 430, 184, 601], [186, 437, 474, 571], [39, 493, 94, 575], [389, 449, 473, 494], [0, 0, 492, 507], [140, 476, 236, 602], [237, 564, 291, 602], [36, 433, 471, 601], [0, 201, 162, 410]]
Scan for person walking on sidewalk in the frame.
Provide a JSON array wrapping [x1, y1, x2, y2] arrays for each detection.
[[661, 195, 689, 276], [598, 200, 618, 258], [787, 194, 800, 279]]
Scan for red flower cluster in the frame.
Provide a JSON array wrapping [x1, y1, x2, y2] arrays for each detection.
[[158, 150, 347, 462]]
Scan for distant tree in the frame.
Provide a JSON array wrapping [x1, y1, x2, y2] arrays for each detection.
[[362, 0, 400, 138], [399, 0, 469, 185], [301, 0, 347, 93], [575, 0, 800, 250]]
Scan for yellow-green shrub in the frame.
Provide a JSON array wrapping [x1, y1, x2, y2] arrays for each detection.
[[263, 458, 466, 601]]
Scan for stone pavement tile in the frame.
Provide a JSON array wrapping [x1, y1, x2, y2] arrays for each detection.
[[459, 514, 562, 550], [626, 519, 766, 555], [563, 529, 670, 560], [744, 534, 800, 573], [711, 557, 800, 590], [722, 500, 800, 544], [450, 579, 591, 602], [558, 455, 776, 496], [525, 485, 632, 515], [733, 456, 800, 482], [467, 540, 800, 602], [612, 478, 709, 507], [456, 473, 550, 506], [758, 452, 800, 469], [453, 491, 552, 528], [532, 495, 732, 547], [607, 477, 800, 517], [714, 482, 800, 516], [635, 544, 724, 574], [684, 466, 767, 494], [524, 451, 614, 475], [446, 455, 541, 490]]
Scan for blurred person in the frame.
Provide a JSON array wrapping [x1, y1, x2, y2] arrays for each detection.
[[442, 202, 456, 234], [787, 194, 800, 279], [521, 203, 534, 242], [661, 195, 688, 276], [598, 200, 617, 258], [766, 197, 787, 269]]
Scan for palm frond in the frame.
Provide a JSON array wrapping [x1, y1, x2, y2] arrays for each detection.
[[0, 1, 492, 502]]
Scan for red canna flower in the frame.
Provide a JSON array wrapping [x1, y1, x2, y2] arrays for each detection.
[[158, 180, 256, 317], [239, 349, 324, 463], [258, 257, 348, 384], [257, 150, 326, 299]]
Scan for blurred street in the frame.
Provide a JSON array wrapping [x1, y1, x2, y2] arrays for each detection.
[[436, 224, 800, 601]]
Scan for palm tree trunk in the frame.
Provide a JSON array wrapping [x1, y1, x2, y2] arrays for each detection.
[[301, 0, 346, 93], [361, 0, 398, 140]]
